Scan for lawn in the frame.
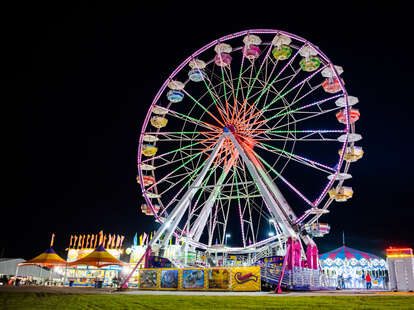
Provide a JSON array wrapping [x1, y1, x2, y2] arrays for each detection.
[[0, 292, 413, 310]]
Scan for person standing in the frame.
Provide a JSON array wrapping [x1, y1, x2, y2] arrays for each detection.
[[366, 273, 372, 289]]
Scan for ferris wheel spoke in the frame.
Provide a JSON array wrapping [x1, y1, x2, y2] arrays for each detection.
[[264, 84, 334, 124], [271, 106, 344, 130], [165, 107, 221, 131], [267, 93, 342, 117], [244, 37, 276, 100], [146, 139, 220, 192], [254, 151, 315, 207], [141, 134, 219, 164], [248, 64, 328, 127], [254, 142, 336, 174], [181, 89, 226, 127], [235, 49, 247, 102], [253, 42, 305, 106]]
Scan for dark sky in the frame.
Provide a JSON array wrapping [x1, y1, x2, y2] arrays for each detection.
[[3, 2, 413, 260]]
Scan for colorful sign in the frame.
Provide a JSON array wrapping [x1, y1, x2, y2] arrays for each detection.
[[230, 266, 261, 291], [182, 269, 205, 290], [208, 268, 230, 290], [139, 269, 158, 289], [160, 269, 179, 289]]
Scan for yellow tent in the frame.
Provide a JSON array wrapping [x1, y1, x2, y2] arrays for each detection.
[[68, 244, 125, 267], [18, 248, 67, 267]]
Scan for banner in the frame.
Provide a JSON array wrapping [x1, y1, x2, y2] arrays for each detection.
[[182, 269, 205, 290], [160, 269, 179, 289], [230, 266, 261, 291], [139, 269, 159, 289], [207, 268, 230, 290]]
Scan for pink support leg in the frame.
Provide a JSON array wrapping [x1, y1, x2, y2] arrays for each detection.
[[275, 243, 291, 294], [121, 245, 152, 289]]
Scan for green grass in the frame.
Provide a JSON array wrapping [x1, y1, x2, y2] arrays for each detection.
[[0, 292, 414, 310]]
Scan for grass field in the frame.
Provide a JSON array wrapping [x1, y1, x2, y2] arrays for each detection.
[[0, 292, 414, 310]]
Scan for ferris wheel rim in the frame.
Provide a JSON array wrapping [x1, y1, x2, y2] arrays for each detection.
[[137, 29, 353, 247]]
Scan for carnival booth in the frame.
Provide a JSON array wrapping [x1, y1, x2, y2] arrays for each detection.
[[66, 232, 125, 287], [319, 245, 388, 289]]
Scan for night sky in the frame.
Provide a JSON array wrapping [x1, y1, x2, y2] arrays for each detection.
[[3, 2, 413, 260]]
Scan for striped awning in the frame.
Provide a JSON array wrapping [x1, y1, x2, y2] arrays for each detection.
[[18, 248, 67, 267], [319, 245, 380, 260], [68, 245, 125, 267]]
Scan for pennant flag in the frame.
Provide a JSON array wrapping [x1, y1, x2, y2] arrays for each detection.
[[134, 233, 138, 246], [111, 234, 115, 248], [116, 235, 121, 248], [78, 235, 82, 248], [94, 234, 98, 248], [120, 235, 125, 247], [107, 234, 112, 248], [142, 232, 148, 245], [103, 235, 107, 248], [81, 235, 86, 248], [86, 234, 90, 248], [50, 233, 55, 247], [73, 235, 78, 248], [69, 235, 73, 248], [99, 231, 103, 246], [90, 235, 95, 248]]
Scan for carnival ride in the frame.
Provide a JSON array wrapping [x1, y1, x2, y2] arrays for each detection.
[[127, 29, 363, 286]]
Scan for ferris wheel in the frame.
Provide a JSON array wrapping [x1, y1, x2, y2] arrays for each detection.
[[137, 29, 363, 256]]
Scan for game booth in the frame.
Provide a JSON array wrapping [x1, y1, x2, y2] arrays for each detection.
[[65, 232, 125, 287]]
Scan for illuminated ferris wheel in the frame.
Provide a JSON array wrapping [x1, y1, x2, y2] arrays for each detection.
[[137, 29, 363, 256]]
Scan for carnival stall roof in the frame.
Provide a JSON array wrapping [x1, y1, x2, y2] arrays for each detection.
[[18, 248, 67, 267], [68, 245, 125, 267], [319, 245, 386, 269]]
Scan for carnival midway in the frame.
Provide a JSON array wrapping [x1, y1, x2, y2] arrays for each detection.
[[2, 29, 413, 293]]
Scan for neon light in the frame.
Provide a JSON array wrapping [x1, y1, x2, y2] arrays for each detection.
[[259, 142, 336, 172]]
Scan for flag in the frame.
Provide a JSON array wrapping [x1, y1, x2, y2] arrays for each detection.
[[99, 231, 103, 245], [142, 232, 148, 245], [73, 235, 78, 248], [50, 233, 55, 247], [82, 235, 86, 248], [107, 234, 112, 248], [78, 235, 82, 248], [86, 234, 90, 248], [111, 234, 115, 248], [69, 235, 73, 248], [90, 235, 95, 248], [134, 233, 138, 246], [94, 234, 98, 248], [103, 235, 107, 248], [116, 235, 121, 248], [120, 235, 125, 247]]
